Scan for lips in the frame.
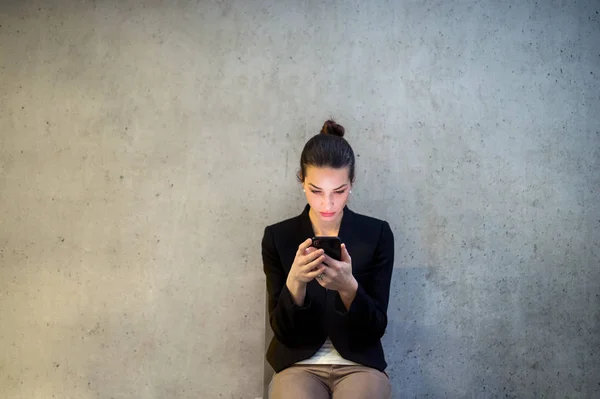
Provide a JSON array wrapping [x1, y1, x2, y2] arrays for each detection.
[[320, 212, 335, 217]]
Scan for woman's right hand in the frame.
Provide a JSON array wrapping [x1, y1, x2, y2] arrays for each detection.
[[288, 238, 326, 285]]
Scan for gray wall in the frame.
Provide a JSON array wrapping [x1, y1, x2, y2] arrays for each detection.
[[1, 0, 598, 398]]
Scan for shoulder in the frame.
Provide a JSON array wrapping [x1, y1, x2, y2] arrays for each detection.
[[347, 208, 392, 235], [345, 209, 394, 258], [261, 212, 304, 250], [261, 211, 306, 259], [264, 213, 302, 234], [349, 209, 386, 225]]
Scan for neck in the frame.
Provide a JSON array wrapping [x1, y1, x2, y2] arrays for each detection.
[[309, 208, 343, 236]]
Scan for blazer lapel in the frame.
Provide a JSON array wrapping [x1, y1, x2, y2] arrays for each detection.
[[337, 205, 352, 241]]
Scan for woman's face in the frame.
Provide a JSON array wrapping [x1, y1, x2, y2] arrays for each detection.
[[303, 166, 352, 222]]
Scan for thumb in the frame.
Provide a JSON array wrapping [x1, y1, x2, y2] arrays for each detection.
[[341, 243, 351, 262]]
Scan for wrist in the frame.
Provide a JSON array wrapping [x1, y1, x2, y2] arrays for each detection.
[[286, 276, 305, 291], [340, 277, 358, 299], [286, 277, 307, 307], [338, 277, 358, 312]]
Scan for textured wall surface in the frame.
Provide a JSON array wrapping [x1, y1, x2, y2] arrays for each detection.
[[1, 1, 598, 398]]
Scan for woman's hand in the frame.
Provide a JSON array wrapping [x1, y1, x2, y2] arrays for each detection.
[[287, 238, 327, 285], [286, 238, 326, 306], [316, 243, 358, 309]]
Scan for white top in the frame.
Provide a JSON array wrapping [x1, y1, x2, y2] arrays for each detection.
[[294, 337, 360, 366]]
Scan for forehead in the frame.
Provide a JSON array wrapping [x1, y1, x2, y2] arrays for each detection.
[[305, 166, 350, 185]]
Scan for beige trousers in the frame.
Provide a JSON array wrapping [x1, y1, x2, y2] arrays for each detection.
[[268, 364, 391, 399]]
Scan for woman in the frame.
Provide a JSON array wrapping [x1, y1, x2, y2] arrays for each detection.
[[262, 120, 394, 399]]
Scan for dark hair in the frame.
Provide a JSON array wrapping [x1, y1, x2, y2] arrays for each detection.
[[297, 120, 356, 183]]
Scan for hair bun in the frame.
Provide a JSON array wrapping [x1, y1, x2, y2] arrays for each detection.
[[320, 119, 345, 138]]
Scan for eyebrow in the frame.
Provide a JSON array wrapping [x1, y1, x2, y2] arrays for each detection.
[[308, 183, 348, 190]]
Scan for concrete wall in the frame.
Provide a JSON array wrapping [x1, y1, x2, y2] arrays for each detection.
[[1, 0, 598, 398]]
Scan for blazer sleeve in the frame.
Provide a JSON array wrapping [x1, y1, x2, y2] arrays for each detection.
[[262, 225, 320, 347], [334, 220, 394, 342]]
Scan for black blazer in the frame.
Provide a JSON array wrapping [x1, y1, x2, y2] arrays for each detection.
[[262, 204, 395, 373]]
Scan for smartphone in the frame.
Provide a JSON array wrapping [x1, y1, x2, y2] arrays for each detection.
[[311, 236, 342, 261]]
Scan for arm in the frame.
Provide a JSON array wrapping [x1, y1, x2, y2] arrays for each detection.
[[286, 278, 308, 307], [334, 221, 394, 342], [262, 226, 320, 347]]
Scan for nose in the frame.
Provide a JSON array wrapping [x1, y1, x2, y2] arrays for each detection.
[[322, 193, 334, 209]]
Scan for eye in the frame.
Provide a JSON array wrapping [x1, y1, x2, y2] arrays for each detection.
[[310, 190, 322, 195], [334, 190, 346, 195]]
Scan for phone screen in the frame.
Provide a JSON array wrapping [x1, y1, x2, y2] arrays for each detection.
[[312, 236, 342, 261]]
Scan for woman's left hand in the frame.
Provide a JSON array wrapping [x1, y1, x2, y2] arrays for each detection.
[[316, 243, 357, 295]]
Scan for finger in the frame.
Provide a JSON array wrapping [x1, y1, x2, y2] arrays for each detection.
[[313, 263, 335, 279], [341, 243, 351, 262], [304, 246, 317, 255], [306, 265, 327, 279], [303, 248, 324, 263], [322, 254, 340, 269], [296, 238, 313, 255], [302, 254, 325, 271]]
